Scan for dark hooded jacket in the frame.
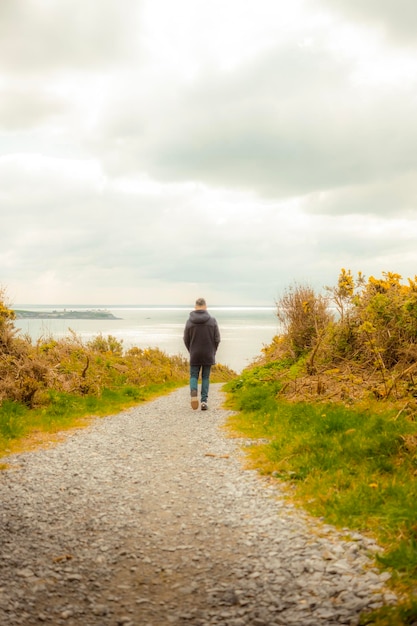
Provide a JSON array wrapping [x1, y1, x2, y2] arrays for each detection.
[[183, 309, 220, 366]]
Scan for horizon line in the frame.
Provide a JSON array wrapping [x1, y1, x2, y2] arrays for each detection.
[[13, 303, 276, 309]]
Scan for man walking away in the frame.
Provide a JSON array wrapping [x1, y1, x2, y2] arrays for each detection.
[[183, 298, 220, 411]]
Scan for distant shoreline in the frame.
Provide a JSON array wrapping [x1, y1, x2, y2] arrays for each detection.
[[14, 310, 122, 320]]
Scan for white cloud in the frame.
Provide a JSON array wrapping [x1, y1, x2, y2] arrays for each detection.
[[1, 0, 416, 305]]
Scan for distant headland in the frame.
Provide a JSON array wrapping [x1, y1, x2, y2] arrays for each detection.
[[14, 309, 122, 320]]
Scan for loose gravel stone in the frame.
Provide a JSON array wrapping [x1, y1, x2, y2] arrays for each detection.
[[0, 384, 396, 625]]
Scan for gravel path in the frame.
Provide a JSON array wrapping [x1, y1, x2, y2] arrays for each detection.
[[0, 384, 396, 626]]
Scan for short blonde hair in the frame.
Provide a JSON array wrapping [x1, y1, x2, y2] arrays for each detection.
[[195, 297, 206, 307]]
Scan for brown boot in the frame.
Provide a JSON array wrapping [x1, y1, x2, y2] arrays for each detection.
[[190, 389, 199, 410]]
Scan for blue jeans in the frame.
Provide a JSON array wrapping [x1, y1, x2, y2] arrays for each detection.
[[190, 365, 211, 403]]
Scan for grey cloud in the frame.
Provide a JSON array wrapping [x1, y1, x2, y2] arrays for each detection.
[[0, 160, 212, 286], [0, 0, 142, 74], [135, 210, 321, 296], [98, 45, 417, 205], [301, 212, 417, 284], [0, 85, 66, 130], [0, 170, 293, 301], [3, 183, 416, 303], [318, 0, 417, 45], [303, 172, 417, 217]]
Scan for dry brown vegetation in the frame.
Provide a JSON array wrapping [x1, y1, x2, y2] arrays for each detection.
[[0, 289, 233, 410], [255, 270, 417, 412]]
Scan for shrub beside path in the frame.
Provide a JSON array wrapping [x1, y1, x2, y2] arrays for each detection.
[[0, 384, 396, 626]]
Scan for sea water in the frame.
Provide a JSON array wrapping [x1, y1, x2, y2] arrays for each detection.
[[13, 305, 280, 373]]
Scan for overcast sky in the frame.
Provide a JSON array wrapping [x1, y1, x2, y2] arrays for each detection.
[[1, 0, 416, 306]]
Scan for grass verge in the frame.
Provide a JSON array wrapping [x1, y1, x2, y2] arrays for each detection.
[[224, 380, 417, 625], [0, 380, 185, 460]]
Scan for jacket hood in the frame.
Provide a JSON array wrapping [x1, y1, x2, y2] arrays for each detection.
[[189, 309, 211, 324]]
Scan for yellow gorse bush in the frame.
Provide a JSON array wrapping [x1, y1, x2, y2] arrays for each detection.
[[257, 269, 417, 403], [337, 267, 355, 298]]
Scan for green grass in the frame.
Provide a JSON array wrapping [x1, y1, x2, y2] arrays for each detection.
[[0, 379, 185, 459], [0, 401, 30, 440], [227, 395, 417, 548], [224, 375, 417, 624], [359, 600, 417, 626]]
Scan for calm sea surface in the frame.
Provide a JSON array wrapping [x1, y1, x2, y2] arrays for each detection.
[[13, 305, 280, 373]]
